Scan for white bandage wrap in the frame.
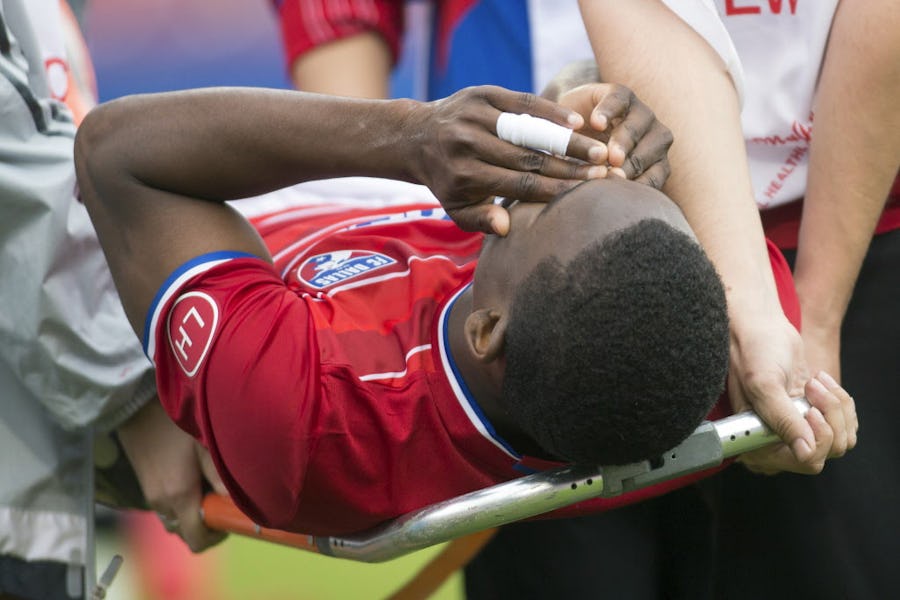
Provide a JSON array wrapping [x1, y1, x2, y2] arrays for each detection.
[[496, 112, 573, 156]]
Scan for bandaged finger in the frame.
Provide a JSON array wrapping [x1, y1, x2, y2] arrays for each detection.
[[496, 112, 573, 156]]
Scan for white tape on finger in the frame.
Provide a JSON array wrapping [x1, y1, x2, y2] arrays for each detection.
[[496, 112, 573, 156]]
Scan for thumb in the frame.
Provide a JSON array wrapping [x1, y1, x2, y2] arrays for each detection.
[[756, 392, 816, 463], [450, 204, 510, 236]]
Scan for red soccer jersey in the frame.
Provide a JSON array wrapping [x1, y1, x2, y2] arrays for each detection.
[[147, 201, 799, 535]]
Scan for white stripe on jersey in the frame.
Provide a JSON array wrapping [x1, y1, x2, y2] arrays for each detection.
[[358, 344, 432, 382]]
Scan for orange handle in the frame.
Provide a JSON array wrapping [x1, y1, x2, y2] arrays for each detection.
[[201, 493, 322, 553]]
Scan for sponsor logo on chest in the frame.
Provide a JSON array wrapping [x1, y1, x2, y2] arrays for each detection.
[[298, 250, 397, 290]]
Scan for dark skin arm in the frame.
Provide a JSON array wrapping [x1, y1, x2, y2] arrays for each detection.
[[76, 86, 608, 336]]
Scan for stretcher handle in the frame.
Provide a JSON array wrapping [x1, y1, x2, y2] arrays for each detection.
[[201, 493, 322, 553], [201, 398, 809, 562]]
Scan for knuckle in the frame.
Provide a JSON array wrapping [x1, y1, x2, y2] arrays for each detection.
[[620, 121, 642, 144], [448, 127, 477, 152], [460, 85, 483, 102], [648, 163, 672, 189], [515, 173, 540, 199], [609, 83, 633, 103], [831, 435, 849, 457], [517, 91, 538, 112], [742, 370, 777, 397], [772, 413, 799, 440], [627, 152, 645, 176], [808, 460, 826, 475], [659, 126, 674, 148], [448, 169, 474, 193], [519, 151, 546, 172], [567, 160, 583, 180], [818, 391, 842, 412], [645, 167, 667, 191]]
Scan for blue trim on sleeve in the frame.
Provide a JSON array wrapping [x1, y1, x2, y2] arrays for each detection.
[[141, 250, 258, 353]]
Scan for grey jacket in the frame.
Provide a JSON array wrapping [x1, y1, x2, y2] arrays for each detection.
[[0, 0, 154, 578]]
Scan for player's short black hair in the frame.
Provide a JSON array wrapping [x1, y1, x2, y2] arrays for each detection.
[[502, 219, 729, 465]]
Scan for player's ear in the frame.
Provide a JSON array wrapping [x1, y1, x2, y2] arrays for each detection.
[[464, 308, 507, 364]]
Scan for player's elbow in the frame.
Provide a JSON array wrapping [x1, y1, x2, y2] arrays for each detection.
[[74, 99, 133, 209]]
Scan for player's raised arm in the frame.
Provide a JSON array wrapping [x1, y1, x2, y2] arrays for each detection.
[[75, 86, 613, 334]]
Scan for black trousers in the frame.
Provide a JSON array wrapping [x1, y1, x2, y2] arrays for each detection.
[[0, 555, 82, 600], [465, 229, 900, 599], [709, 229, 900, 599], [465, 484, 716, 600]]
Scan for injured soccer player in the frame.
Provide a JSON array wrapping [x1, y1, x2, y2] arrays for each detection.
[[75, 84, 843, 538]]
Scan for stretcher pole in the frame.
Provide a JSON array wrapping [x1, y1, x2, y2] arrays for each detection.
[[201, 399, 809, 563]]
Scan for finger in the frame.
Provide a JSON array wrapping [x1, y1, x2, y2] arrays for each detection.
[[446, 172, 583, 235], [605, 104, 656, 170], [632, 160, 671, 190], [748, 382, 816, 464], [738, 444, 792, 475], [738, 406, 831, 475], [817, 370, 857, 449], [485, 168, 585, 205], [477, 132, 607, 179], [482, 86, 584, 129], [172, 486, 227, 552], [802, 405, 832, 473], [588, 84, 633, 134], [617, 124, 674, 181], [571, 131, 609, 164], [807, 371, 849, 456], [738, 438, 825, 476], [447, 203, 510, 236], [196, 444, 228, 496], [806, 375, 846, 457], [587, 85, 654, 168], [493, 112, 607, 163]]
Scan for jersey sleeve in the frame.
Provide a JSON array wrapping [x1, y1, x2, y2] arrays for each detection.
[[148, 252, 322, 528], [272, 0, 404, 72]]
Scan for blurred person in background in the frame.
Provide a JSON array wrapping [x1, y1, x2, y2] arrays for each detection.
[[0, 2, 226, 598]]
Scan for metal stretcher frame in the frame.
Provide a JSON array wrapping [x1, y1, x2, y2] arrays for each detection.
[[200, 399, 810, 564]]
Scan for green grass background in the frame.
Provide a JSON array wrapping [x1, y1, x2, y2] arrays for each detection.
[[97, 519, 463, 599]]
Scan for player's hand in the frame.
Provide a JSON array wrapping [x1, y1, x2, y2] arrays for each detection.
[[117, 399, 229, 552], [406, 85, 608, 236], [556, 83, 673, 189], [727, 313, 856, 475]]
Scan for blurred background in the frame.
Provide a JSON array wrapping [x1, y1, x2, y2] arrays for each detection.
[[79, 0, 458, 597], [83, 0, 287, 100]]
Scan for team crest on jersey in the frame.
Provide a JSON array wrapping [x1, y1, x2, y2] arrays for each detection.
[[298, 250, 397, 290], [167, 291, 219, 378]]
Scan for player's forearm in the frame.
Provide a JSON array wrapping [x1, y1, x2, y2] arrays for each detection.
[[793, 0, 900, 333], [578, 0, 780, 317], [291, 32, 392, 98], [76, 88, 423, 202]]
